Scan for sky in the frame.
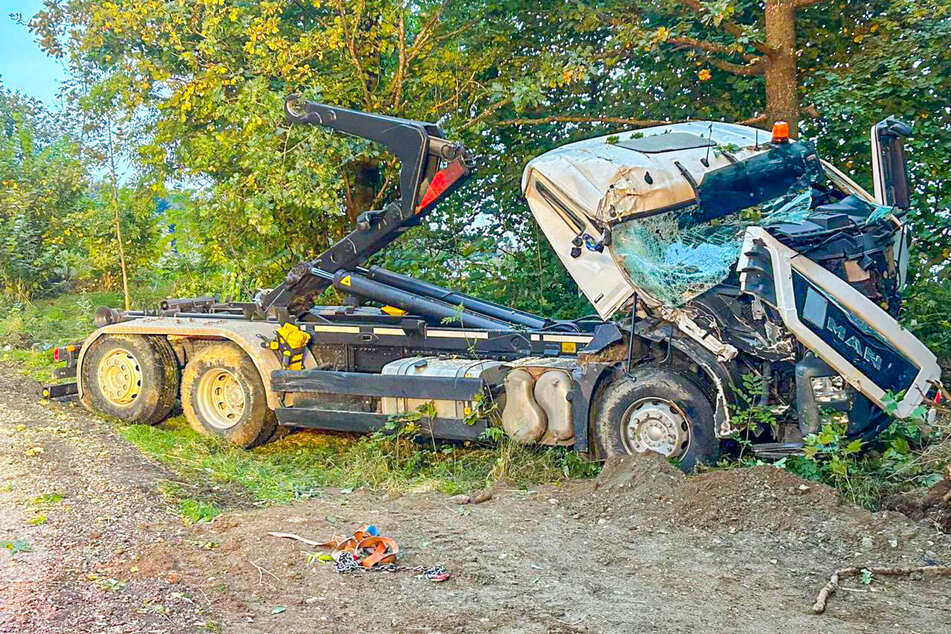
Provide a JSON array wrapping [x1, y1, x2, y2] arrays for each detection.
[[0, 0, 67, 106]]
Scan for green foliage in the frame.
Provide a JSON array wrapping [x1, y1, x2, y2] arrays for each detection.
[[0, 289, 164, 350], [902, 278, 951, 366], [783, 395, 947, 509], [14, 0, 946, 334], [799, 420, 864, 490], [120, 414, 598, 507], [177, 498, 223, 525], [30, 0, 552, 297], [729, 372, 779, 459], [0, 88, 87, 296]]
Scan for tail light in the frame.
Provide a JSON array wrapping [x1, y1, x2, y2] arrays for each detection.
[[53, 344, 78, 363]]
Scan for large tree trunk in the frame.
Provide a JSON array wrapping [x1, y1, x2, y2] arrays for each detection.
[[344, 159, 380, 222], [763, 0, 800, 134]]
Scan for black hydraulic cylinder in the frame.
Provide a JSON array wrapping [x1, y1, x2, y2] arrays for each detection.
[[332, 270, 511, 330], [362, 266, 549, 330]]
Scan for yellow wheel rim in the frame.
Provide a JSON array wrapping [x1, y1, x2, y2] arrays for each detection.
[[97, 348, 143, 406], [196, 369, 246, 430]]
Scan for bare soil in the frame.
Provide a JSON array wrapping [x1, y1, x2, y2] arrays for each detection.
[[1, 367, 950, 633]]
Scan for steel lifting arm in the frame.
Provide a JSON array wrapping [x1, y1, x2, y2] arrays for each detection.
[[256, 96, 475, 317]]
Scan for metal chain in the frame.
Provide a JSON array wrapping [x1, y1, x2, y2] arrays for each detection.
[[333, 551, 364, 574], [330, 552, 448, 581]]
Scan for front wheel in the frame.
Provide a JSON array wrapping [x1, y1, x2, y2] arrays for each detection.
[[181, 342, 276, 448], [593, 365, 719, 472]]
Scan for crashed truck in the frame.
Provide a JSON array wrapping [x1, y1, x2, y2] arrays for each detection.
[[46, 97, 942, 471]]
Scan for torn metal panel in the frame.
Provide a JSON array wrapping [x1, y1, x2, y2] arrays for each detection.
[[658, 307, 738, 363], [738, 227, 940, 419]]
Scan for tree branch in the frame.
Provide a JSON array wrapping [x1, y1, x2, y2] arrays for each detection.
[[738, 113, 767, 126], [497, 115, 667, 128], [405, 0, 448, 63], [458, 94, 513, 131], [795, 0, 826, 8], [704, 55, 764, 76], [333, 0, 371, 104], [674, 0, 775, 56], [389, 10, 407, 109], [667, 35, 758, 62]]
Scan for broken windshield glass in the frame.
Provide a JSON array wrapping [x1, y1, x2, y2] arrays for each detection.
[[611, 172, 871, 306]]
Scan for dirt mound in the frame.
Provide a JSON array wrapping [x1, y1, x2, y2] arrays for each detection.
[[673, 465, 841, 532], [886, 469, 951, 533], [593, 453, 685, 501]]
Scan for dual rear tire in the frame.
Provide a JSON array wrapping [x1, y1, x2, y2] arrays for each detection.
[[180, 342, 276, 447], [82, 336, 274, 448]]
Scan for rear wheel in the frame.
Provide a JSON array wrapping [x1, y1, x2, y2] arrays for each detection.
[[80, 334, 179, 425], [181, 342, 275, 448], [593, 365, 719, 472]]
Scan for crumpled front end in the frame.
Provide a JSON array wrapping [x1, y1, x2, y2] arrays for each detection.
[[738, 226, 941, 425]]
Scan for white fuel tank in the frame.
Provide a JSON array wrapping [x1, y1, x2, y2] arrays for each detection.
[[381, 356, 506, 420]]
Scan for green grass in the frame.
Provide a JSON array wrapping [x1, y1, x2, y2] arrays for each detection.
[[0, 287, 172, 382], [178, 498, 223, 525], [0, 286, 171, 350], [0, 348, 58, 383], [121, 416, 599, 509]]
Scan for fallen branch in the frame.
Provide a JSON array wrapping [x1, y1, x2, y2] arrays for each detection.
[[812, 565, 951, 614], [267, 531, 325, 548]]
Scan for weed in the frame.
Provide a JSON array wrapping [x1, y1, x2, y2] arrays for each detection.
[[178, 499, 222, 525], [782, 391, 948, 509], [729, 372, 778, 461], [30, 492, 64, 506]]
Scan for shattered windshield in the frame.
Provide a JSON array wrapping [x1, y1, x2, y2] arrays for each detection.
[[611, 142, 896, 307]]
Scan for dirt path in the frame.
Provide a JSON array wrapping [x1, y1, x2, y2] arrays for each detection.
[[1, 366, 950, 633]]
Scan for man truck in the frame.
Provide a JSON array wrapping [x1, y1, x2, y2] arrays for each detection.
[[46, 97, 942, 471]]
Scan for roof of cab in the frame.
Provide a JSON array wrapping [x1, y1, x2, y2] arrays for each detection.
[[521, 121, 774, 223]]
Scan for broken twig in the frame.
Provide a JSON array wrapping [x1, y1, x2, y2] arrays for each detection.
[[249, 559, 281, 587], [812, 565, 951, 614]]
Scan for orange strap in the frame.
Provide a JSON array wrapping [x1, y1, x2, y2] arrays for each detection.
[[317, 525, 399, 568], [356, 536, 399, 568]]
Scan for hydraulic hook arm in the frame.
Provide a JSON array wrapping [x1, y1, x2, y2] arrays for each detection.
[[256, 96, 475, 318]]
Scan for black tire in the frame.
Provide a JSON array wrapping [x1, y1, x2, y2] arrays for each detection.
[[593, 365, 719, 473], [80, 334, 179, 425], [181, 342, 276, 448]]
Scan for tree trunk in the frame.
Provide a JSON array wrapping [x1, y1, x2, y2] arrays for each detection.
[[106, 119, 131, 311], [345, 159, 380, 222], [763, 0, 800, 134]]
